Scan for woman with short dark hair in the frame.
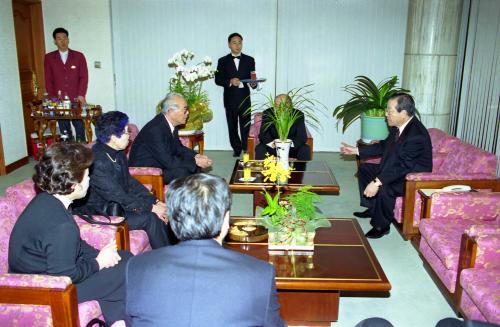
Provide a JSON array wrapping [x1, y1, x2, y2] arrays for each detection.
[[9, 142, 131, 326], [74, 111, 172, 248]]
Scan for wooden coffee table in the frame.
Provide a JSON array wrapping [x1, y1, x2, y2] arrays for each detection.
[[225, 218, 391, 326], [228, 160, 340, 214]]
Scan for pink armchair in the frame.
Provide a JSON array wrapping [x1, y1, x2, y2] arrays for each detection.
[[395, 139, 498, 240], [418, 191, 500, 309], [0, 197, 104, 326], [4, 179, 151, 255], [247, 112, 314, 160], [457, 233, 500, 324]]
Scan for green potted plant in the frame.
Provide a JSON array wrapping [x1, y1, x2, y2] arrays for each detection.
[[332, 75, 409, 142], [247, 84, 325, 168], [258, 185, 331, 251], [156, 49, 215, 132]]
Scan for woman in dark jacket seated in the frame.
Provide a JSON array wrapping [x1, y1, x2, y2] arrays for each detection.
[[74, 111, 171, 248], [9, 142, 131, 326]]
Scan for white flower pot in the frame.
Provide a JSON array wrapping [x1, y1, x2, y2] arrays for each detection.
[[275, 139, 292, 172]]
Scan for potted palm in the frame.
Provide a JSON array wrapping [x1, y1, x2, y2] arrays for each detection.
[[258, 185, 330, 251], [333, 75, 409, 142], [248, 85, 324, 169]]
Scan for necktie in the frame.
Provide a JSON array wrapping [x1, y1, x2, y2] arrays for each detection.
[[395, 129, 401, 142], [232, 55, 241, 60]]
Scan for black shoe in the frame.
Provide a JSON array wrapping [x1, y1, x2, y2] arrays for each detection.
[[365, 226, 390, 239], [232, 151, 241, 157], [353, 209, 371, 218]]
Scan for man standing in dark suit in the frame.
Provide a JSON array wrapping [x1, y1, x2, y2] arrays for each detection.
[[44, 27, 88, 142], [128, 93, 212, 184], [125, 173, 286, 327], [341, 93, 432, 239], [256, 94, 311, 160], [215, 33, 257, 157]]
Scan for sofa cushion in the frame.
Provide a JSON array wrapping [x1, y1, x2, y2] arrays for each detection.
[[419, 238, 458, 292], [438, 144, 497, 175], [129, 230, 152, 255], [460, 268, 500, 324], [419, 218, 496, 271]]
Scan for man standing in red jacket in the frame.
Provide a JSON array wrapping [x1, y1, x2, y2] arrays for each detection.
[[44, 27, 88, 142]]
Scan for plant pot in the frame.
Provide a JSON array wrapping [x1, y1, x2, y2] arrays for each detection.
[[268, 230, 315, 251], [275, 139, 292, 171], [361, 114, 389, 143]]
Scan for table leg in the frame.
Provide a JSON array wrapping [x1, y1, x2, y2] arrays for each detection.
[[198, 138, 204, 154], [83, 119, 92, 143], [278, 290, 339, 326]]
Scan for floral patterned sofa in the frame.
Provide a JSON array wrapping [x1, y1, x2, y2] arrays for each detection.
[[4, 179, 151, 256], [457, 232, 500, 324], [247, 112, 314, 160], [0, 192, 125, 326], [393, 128, 498, 240], [417, 191, 500, 319]]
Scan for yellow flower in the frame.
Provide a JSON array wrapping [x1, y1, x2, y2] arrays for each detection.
[[262, 154, 293, 183]]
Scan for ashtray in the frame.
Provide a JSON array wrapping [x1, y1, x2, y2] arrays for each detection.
[[239, 177, 256, 182], [228, 220, 268, 242]]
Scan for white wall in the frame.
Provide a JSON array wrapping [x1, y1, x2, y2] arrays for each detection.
[[42, 0, 116, 112], [111, 0, 278, 150], [0, 0, 27, 165], [111, 0, 408, 151]]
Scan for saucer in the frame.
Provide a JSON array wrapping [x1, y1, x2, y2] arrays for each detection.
[[239, 177, 256, 182]]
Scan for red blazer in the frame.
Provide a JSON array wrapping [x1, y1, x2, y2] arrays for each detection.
[[44, 49, 88, 100]]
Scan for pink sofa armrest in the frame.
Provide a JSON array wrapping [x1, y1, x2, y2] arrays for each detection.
[[128, 167, 163, 176], [407, 172, 497, 181], [0, 274, 71, 289], [74, 215, 125, 250], [468, 233, 500, 269], [429, 192, 500, 220]]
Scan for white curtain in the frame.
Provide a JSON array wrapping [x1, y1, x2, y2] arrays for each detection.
[[451, 0, 500, 172], [111, 0, 408, 151]]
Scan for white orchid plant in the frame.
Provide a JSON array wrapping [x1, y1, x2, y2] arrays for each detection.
[[160, 49, 216, 130]]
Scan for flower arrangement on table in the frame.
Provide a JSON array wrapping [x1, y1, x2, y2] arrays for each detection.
[[257, 154, 331, 250], [156, 49, 216, 131]]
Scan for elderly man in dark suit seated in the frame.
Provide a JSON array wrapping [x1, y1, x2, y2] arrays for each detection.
[[125, 173, 286, 327], [255, 94, 311, 160], [128, 93, 212, 184], [341, 93, 432, 239]]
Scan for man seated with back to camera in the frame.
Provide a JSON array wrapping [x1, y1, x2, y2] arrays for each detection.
[[128, 93, 213, 184], [125, 173, 286, 327], [341, 93, 432, 239], [73, 111, 172, 249], [255, 94, 311, 160]]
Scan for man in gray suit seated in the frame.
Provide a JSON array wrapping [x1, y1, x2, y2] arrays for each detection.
[[125, 173, 286, 327]]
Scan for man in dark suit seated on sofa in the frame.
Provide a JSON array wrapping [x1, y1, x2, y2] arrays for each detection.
[[128, 93, 212, 184], [255, 94, 311, 160], [340, 93, 432, 239], [125, 173, 286, 327]]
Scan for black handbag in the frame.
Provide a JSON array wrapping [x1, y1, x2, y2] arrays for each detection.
[[75, 201, 126, 226], [85, 318, 108, 327]]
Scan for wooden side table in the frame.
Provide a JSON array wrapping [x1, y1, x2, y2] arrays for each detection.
[[179, 131, 204, 154]]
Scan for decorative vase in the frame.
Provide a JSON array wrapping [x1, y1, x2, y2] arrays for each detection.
[[275, 139, 292, 171], [268, 230, 315, 251], [361, 113, 389, 143]]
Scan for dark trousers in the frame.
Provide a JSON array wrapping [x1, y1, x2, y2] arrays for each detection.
[[225, 105, 250, 154], [76, 250, 132, 325], [126, 211, 172, 249], [255, 143, 311, 160], [162, 167, 197, 184], [58, 119, 86, 142], [357, 163, 400, 229]]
